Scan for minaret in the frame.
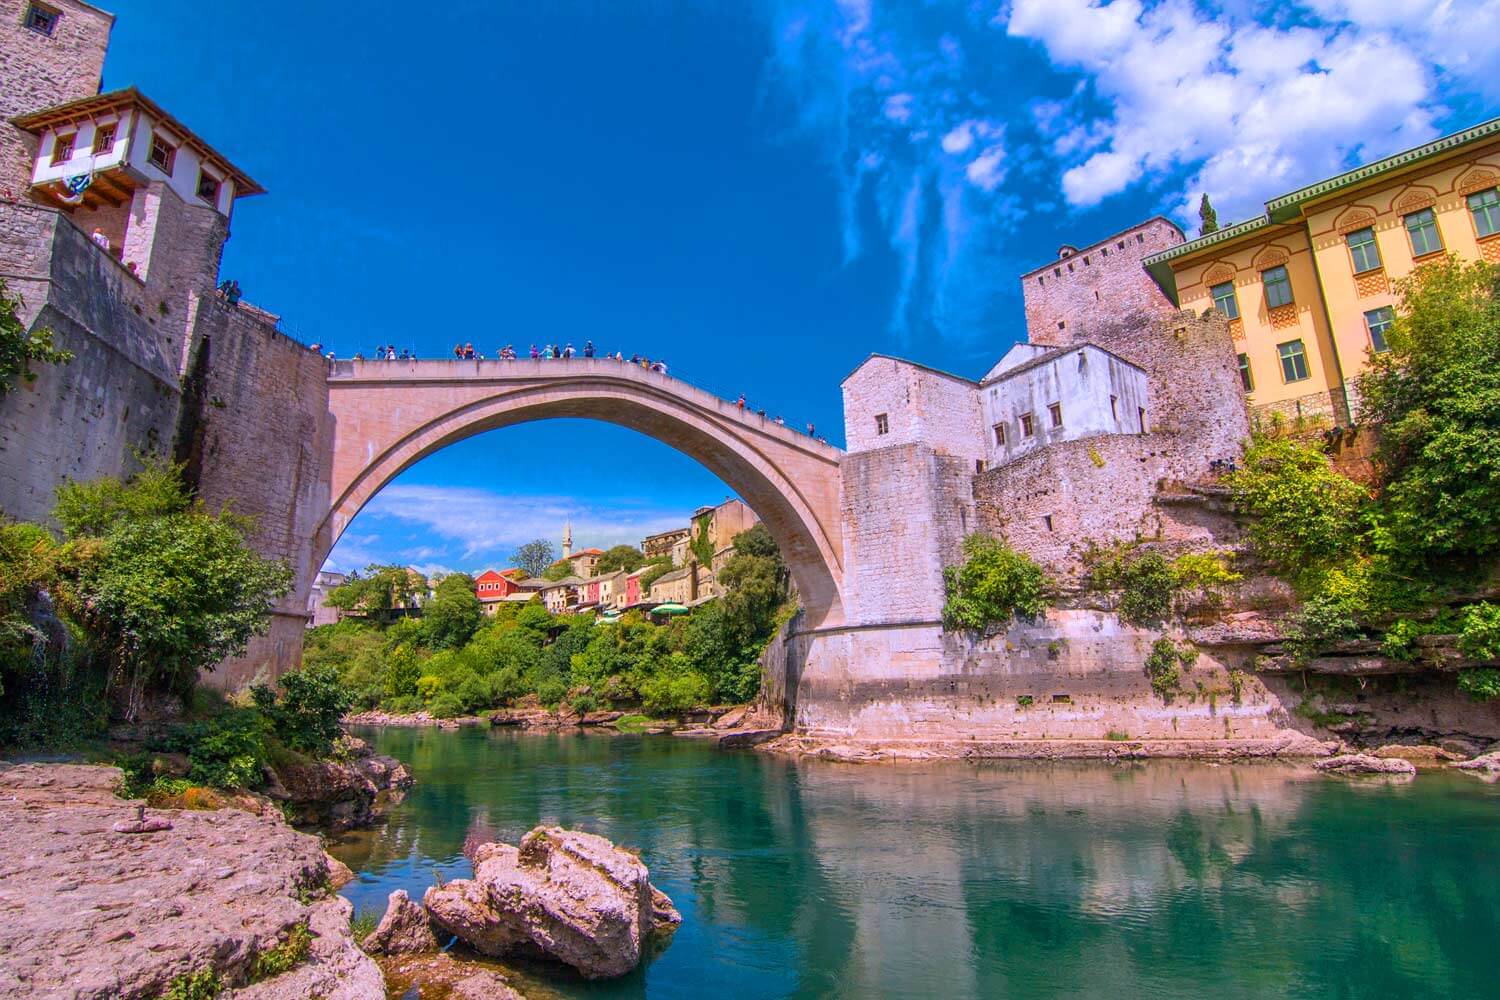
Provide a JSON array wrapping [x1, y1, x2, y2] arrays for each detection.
[[562, 519, 573, 559]]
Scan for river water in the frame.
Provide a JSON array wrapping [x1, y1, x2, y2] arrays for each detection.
[[332, 726, 1500, 999]]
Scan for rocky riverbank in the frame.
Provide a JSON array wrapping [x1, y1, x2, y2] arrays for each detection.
[[0, 762, 383, 999], [346, 703, 783, 746], [124, 731, 415, 832], [758, 732, 1500, 776]]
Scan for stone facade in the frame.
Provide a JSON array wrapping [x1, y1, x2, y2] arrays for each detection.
[[0, 0, 111, 197], [0, 202, 179, 524], [179, 301, 334, 689], [1021, 217, 1185, 345]]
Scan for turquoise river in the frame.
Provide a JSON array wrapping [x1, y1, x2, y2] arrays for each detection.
[[331, 726, 1500, 999]]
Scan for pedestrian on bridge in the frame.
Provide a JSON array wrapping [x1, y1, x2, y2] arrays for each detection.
[[584, 341, 595, 358], [737, 394, 745, 410]]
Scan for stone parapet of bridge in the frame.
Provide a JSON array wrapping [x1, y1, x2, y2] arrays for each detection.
[[323, 358, 847, 627]]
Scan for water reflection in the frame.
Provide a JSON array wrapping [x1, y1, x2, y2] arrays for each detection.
[[333, 727, 1500, 999]]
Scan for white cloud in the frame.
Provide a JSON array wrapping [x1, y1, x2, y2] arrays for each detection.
[[761, 1, 1016, 344], [323, 485, 694, 575], [1004, 0, 1488, 225]]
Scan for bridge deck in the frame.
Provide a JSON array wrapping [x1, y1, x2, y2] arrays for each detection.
[[327, 357, 844, 460]]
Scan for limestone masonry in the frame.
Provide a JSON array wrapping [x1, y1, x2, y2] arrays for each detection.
[[5, 4, 1495, 752]]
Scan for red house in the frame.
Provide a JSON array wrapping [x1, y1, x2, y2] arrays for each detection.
[[474, 568, 538, 614]]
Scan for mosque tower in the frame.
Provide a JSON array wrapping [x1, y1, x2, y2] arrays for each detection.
[[562, 519, 572, 559]]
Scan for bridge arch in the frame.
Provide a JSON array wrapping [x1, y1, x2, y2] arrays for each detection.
[[320, 359, 845, 627]]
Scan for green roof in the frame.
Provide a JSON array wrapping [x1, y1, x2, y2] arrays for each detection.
[[1140, 114, 1500, 304], [1142, 217, 1270, 301], [1266, 116, 1500, 222]]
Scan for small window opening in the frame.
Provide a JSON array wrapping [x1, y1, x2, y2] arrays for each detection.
[[1067, 262, 1075, 273], [49, 131, 76, 165], [1048, 402, 1063, 427], [196, 170, 220, 203], [148, 133, 176, 173], [1101, 247, 1109, 257], [993, 423, 1007, 446], [1109, 395, 1118, 420], [1057, 320, 1066, 331], [24, 3, 59, 35], [1138, 406, 1147, 432], [1136, 233, 1145, 243], [91, 124, 116, 154], [1037, 275, 1045, 286], [1052, 693, 1072, 704], [1043, 514, 1054, 531], [1117, 240, 1125, 249], [1094, 290, 1099, 301], [1020, 413, 1035, 437], [1054, 267, 1061, 277], [874, 412, 889, 436], [1083, 256, 1090, 266], [975, 459, 985, 473]]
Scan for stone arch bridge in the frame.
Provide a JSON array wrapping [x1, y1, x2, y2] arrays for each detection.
[[320, 359, 847, 627]]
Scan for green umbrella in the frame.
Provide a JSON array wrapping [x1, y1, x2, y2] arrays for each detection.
[[651, 603, 690, 615]]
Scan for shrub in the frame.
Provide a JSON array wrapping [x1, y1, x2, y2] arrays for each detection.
[[250, 664, 351, 757], [249, 923, 311, 982], [428, 691, 465, 718], [1457, 668, 1500, 702], [942, 534, 1048, 632], [161, 968, 222, 1000], [1226, 435, 1367, 587], [1115, 552, 1176, 628], [382, 644, 423, 701], [535, 674, 568, 707], [1459, 603, 1500, 661], [1170, 552, 1241, 595], [1144, 639, 1196, 702], [182, 710, 269, 790], [0, 277, 72, 394]]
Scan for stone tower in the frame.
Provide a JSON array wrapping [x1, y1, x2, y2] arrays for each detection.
[[562, 519, 572, 558]]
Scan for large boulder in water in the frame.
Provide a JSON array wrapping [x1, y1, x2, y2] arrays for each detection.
[[424, 826, 680, 978], [1313, 753, 1417, 776], [362, 889, 440, 955]]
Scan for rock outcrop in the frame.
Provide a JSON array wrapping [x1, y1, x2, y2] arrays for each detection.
[[425, 826, 680, 978], [0, 763, 382, 999], [362, 889, 441, 956], [1313, 753, 1418, 776], [263, 736, 413, 831], [1371, 744, 1465, 765], [1455, 750, 1500, 778]]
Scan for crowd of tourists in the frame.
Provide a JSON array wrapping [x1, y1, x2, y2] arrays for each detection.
[[310, 340, 822, 440]]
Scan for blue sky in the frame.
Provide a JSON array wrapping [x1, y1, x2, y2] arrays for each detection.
[[101, 0, 1496, 575]]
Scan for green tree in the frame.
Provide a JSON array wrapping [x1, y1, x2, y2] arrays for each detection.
[[541, 558, 573, 582], [1356, 258, 1500, 570], [1198, 194, 1219, 236], [54, 463, 291, 719], [0, 278, 72, 394], [421, 572, 482, 649], [637, 556, 675, 593], [251, 663, 351, 756], [511, 539, 556, 578], [382, 643, 422, 702], [326, 564, 421, 621], [942, 534, 1048, 632], [596, 545, 645, 574], [1226, 435, 1367, 589]]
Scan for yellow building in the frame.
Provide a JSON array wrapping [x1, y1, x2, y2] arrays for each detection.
[[1145, 116, 1500, 423]]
